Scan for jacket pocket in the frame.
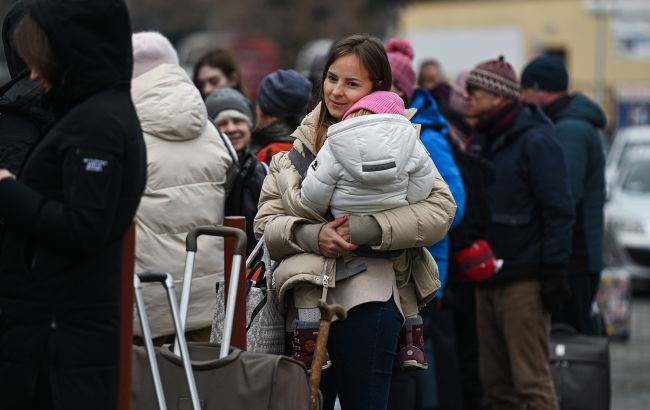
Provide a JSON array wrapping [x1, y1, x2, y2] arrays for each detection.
[[490, 212, 537, 261]]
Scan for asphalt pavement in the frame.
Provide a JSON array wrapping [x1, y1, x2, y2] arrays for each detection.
[[611, 292, 650, 410]]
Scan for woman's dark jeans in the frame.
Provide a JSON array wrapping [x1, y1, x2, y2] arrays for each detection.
[[321, 299, 402, 410]]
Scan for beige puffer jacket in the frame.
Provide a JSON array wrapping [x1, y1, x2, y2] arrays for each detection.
[[254, 104, 456, 310], [132, 64, 233, 338]]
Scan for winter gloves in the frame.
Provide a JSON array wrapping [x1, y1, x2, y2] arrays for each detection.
[[540, 267, 571, 314]]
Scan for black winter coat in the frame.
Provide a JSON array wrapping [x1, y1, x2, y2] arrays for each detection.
[[0, 1, 145, 408], [478, 105, 575, 284]]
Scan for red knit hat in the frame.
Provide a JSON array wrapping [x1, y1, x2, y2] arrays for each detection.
[[342, 91, 405, 120], [386, 39, 416, 101], [466, 55, 520, 99]]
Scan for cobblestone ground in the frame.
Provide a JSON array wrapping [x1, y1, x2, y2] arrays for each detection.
[[611, 293, 650, 410]]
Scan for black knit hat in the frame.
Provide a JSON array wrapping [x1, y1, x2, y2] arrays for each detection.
[[257, 69, 312, 119], [521, 55, 568, 92], [467, 55, 520, 99]]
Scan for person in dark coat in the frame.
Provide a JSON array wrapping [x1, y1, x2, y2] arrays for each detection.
[[521, 55, 607, 335], [0, 0, 52, 175], [205, 87, 267, 254], [251, 69, 311, 165], [0, 1, 146, 409], [466, 56, 574, 409]]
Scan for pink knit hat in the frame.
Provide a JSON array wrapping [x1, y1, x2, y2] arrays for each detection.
[[132, 31, 179, 78], [342, 91, 405, 120], [386, 39, 416, 102]]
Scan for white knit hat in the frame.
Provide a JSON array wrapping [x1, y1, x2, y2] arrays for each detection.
[[132, 31, 179, 78]]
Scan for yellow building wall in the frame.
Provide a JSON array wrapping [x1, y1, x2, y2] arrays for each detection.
[[399, 0, 650, 109]]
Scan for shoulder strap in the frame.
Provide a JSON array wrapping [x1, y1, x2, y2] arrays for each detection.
[[288, 147, 315, 179]]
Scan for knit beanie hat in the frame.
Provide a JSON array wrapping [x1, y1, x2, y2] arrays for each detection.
[[386, 39, 416, 102], [466, 56, 520, 99], [449, 71, 470, 116], [205, 88, 255, 127], [257, 69, 312, 119], [342, 91, 405, 120], [521, 55, 568, 92], [132, 31, 179, 79]]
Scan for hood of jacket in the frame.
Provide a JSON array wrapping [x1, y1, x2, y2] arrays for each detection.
[[26, 0, 133, 114], [131, 64, 207, 142], [326, 113, 418, 184], [0, 1, 51, 125], [555, 92, 606, 130], [409, 88, 449, 135]]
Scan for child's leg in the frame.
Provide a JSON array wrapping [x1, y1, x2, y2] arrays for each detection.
[[294, 283, 321, 321], [292, 283, 331, 370], [397, 283, 428, 370]]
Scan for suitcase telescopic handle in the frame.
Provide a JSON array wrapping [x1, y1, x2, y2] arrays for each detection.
[[186, 226, 247, 255], [136, 272, 171, 285]]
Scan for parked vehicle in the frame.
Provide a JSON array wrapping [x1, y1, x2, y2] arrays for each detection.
[[604, 150, 650, 283], [605, 126, 650, 194]]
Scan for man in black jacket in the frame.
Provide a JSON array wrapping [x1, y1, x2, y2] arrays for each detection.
[[0, 1, 146, 409], [466, 56, 574, 410]]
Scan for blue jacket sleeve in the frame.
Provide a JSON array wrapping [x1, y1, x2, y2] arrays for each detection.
[[420, 127, 466, 228]]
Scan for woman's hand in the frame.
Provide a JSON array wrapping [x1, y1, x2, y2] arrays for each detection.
[[318, 215, 357, 258], [334, 218, 351, 242], [0, 169, 16, 181]]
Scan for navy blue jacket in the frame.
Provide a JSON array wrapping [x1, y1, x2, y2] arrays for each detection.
[[479, 104, 574, 283]]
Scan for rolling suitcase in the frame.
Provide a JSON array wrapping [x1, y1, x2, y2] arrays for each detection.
[[549, 324, 611, 410], [132, 226, 311, 410]]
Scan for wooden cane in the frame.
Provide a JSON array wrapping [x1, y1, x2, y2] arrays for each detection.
[[309, 300, 348, 410]]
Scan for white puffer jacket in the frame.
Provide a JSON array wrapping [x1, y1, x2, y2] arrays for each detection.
[[131, 64, 233, 338], [301, 114, 435, 217]]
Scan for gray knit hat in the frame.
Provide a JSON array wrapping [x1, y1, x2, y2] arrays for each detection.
[[256, 69, 311, 118], [205, 88, 255, 127], [467, 55, 520, 99]]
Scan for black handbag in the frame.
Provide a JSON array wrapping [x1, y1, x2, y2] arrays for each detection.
[[549, 324, 611, 410]]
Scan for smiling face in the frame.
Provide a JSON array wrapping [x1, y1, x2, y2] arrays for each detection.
[[323, 53, 373, 120], [216, 116, 251, 152]]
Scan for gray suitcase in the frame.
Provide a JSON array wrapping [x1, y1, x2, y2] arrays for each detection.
[[132, 226, 311, 410], [549, 324, 611, 410]]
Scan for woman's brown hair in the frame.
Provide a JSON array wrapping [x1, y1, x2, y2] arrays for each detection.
[[13, 13, 58, 84], [192, 48, 248, 97], [314, 34, 392, 153]]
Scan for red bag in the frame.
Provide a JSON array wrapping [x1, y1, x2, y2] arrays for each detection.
[[451, 240, 496, 282]]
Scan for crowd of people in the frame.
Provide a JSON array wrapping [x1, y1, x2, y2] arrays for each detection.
[[0, 1, 607, 409]]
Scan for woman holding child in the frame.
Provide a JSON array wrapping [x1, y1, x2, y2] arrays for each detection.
[[254, 34, 456, 410]]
